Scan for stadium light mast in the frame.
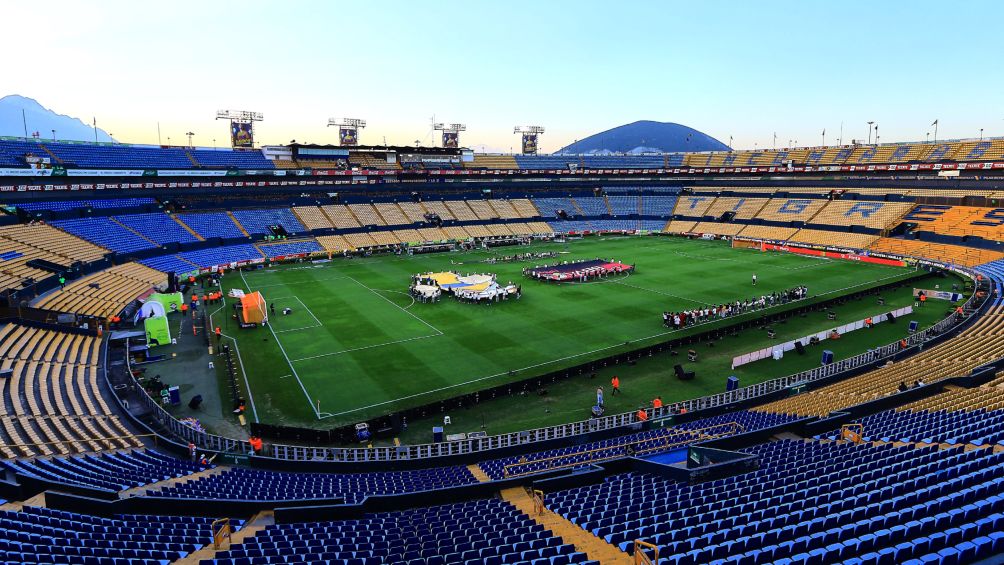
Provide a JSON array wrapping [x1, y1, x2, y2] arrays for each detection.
[[327, 118, 367, 146], [433, 122, 466, 148], [866, 121, 874, 145], [514, 125, 545, 155], [185, 131, 195, 148], [216, 109, 264, 149]]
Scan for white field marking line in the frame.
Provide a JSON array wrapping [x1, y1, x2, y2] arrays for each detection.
[[278, 374, 292, 379], [272, 296, 324, 333], [372, 289, 418, 309], [342, 275, 444, 336], [240, 269, 320, 419], [612, 279, 706, 304], [236, 276, 351, 290], [290, 333, 443, 363], [208, 300, 259, 423], [319, 268, 921, 418]]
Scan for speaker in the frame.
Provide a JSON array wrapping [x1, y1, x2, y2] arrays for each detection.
[[794, 340, 806, 355], [887, 312, 896, 324]]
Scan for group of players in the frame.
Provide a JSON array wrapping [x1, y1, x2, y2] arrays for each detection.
[[662, 285, 809, 329]]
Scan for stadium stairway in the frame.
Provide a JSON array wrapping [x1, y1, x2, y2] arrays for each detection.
[[122, 465, 227, 499], [227, 211, 251, 237], [178, 510, 273, 565], [174, 215, 205, 241], [467, 463, 491, 483], [109, 216, 160, 246], [39, 143, 62, 164], [501, 486, 632, 564], [184, 150, 200, 168]]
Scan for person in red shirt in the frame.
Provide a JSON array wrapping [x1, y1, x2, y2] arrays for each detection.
[[636, 408, 648, 422], [611, 376, 620, 396], [653, 396, 663, 409]]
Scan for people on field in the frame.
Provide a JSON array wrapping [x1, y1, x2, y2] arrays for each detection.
[[636, 407, 649, 422], [611, 376, 620, 395], [653, 396, 663, 409], [596, 386, 604, 408]]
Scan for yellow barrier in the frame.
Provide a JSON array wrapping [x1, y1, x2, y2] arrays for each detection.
[[841, 423, 864, 444], [212, 518, 232, 549]]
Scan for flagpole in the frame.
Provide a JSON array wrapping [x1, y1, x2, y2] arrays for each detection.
[[21, 109, 28, 138], [93, 117, 98, 143]]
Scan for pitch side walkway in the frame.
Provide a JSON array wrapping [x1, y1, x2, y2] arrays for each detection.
[[501, 486, 633, 564]]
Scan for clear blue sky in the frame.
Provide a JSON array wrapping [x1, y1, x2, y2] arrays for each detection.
[[6, 0, 1002, 152]]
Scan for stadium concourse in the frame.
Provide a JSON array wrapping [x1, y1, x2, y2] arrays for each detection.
[[2, 139, 1004, 565]]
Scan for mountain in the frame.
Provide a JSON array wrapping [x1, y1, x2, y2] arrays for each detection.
[[0, 95, 115, 142], [555, 120, 728, 155]]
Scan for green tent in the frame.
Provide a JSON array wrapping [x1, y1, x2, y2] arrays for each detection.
[[144, 315, 171, 347], [147, 292, 184, 314]]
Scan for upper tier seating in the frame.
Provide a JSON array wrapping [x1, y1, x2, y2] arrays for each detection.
[[374, 203, 410, 225], [639, 195, 678, 216], [190, 148, 273, 169], [581, 155, 665, 169], [202, 499, 588, 565], [321, 205, 363, 228], [37, 262, 165, 317], [674, 194, 720, 217], [347, 153, 401, 170], [230, 208, 306, 235], [52, 217, 158, 253], [176, 211, 247, 239], [514, 156, 581, 170], [532, 197, 577, 218], [756, 198, 829, 223], [16, 197, 156, 212], [421, 201, 456, 221], [511, 199, 540, 218], [291, 206, 334, 230], [0, 324, 141, 458], [810, 201, 915, 229], [465, 154, 518, 169], [347, 204, 386, 226], [0, 505, 240, 563], [151, 465, 477, 503], [114, 212, 200, 244], [572, 197, 609, 216], [904, 205, 1004, 241], [444, 200, 478, 221], [550, 438, 1004, 563], [702, 196, 769, 219], [607, 195, 639, 215]]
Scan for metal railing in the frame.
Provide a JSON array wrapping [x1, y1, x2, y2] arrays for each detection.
[[634, 540, 660, 564], [109, 262, 987, 463], [501, 422, 743, 478]]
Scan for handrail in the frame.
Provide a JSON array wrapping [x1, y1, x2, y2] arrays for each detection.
[[211, 518, 232, 549], [634, 540, 660, 564], [531, 489, 545, 516], [502, 422, 743, 478], [840, 423, 864, 443]]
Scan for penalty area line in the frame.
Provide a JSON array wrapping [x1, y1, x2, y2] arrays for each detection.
[[240, 269, 322, 419]]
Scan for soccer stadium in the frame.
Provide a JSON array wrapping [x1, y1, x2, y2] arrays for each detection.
[[1, 3, 1004, 564]]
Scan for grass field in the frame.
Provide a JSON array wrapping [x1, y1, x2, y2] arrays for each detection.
[[210, 235, 945, 433]]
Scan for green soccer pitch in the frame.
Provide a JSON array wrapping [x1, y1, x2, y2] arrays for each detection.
[[211, 235, 933, 430]]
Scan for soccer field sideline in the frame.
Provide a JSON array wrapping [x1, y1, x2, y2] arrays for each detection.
[[220, 236, 923, 426]]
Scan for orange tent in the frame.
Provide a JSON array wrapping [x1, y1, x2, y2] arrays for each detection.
[[241, 291, 267, 325]]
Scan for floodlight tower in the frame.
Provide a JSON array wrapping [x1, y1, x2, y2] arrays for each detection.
[[216, 109, 264, 148], [433, 122, 466, 148], [327, 118, 367, 146], [514, 125, 545, 155]]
